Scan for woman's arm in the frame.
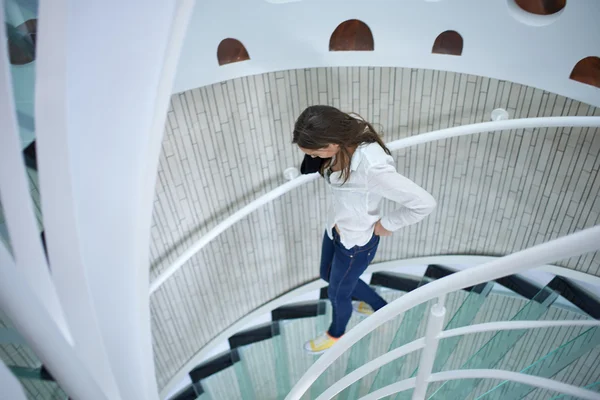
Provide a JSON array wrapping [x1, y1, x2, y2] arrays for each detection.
[[367, 162, 436, 232]]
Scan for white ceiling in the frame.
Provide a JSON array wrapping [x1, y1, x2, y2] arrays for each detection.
[[173, 0, 600, 107]]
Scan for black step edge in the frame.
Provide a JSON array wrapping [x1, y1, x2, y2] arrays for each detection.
[[547, 277, 600, 319], [39, 365, 54, 381], [319, 286, 328, 299], [189, 349, 239, 383], [228, 322, 279, 349], [192, 381, 204, 397], [425, 265, 486, 293], [370, 272, 421, 292], [170, 384, 199, 400], [23, 140, 37, 170], [426, 265, 544, 301], [494, 275, 544, 302], [272, 301, 324, 321], [321, 286, 364, 302]]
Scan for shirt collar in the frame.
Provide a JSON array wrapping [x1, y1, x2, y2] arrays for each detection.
[[350, 145, 363, 171]]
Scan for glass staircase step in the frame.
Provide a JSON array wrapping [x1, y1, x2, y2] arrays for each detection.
[[363, 279, 476, 399], [271, 321, 292, 399], [189, 276, 598, 400], [310, 301, 332, 400], [237, 334, 277, 400], [329, 287, 405, 400], [465, 291, 598, 399], [199, 363, 242, 400], [342, 288, 410, 399], [232, 349, 256, 400], [473, 302, 600, 400], [279, 302, 327, 400], [549, 380, 600, 399], [366, 275, 433, 397], [428, 284, 560, 400], [394, 282, 495, 400]]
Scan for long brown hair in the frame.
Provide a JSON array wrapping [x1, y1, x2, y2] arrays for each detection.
[[292, 105, 391, 182]]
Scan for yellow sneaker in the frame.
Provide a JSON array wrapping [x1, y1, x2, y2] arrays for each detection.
[[352, 301, 374, 317], [304, 332, 339, 355]]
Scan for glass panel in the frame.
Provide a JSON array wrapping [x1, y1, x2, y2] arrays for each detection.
[[347, 287, 409, 398], [231, 350, 256, 400], [467, 290, 597, 399], [200, 362, 243, 400], [237, 333, 276, 400], [279, 309, 322, 400], [428, 285, 559, 400], [549, 381, 600, 399], [338, 322, 373, 400], [367, 277, 432, 395], [1, 311, 68, 399], [433, 283, 494, 372], [394, 283, 494, 400], [310, 300, 331, 399], [4, 0, 38, 150], [271, 321, 291, 399], [325, 287, 400, 400], [4, 0, 45, 251], [476, 327, 600, 399]]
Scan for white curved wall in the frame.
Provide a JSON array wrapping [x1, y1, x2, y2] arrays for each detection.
[[174, 0, 600, 107]]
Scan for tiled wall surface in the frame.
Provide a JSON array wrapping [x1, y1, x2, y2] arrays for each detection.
[[0, 311, 67, 400], [0, 167, 43, 253], [149, 67, 600, 389]]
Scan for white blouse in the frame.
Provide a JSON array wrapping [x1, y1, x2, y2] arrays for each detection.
[[326, 142, 436, 249]]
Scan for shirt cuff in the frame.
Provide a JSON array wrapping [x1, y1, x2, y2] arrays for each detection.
[[379, 216, 401, 232]]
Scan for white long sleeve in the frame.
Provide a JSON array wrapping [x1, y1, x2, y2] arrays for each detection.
[[367, 162, 436, 232], [326, 142, 436, 249]]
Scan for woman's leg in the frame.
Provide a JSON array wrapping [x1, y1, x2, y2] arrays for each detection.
[[320, 231, 335, 282], [326, 248, 357, 338], [326, 246, 382, 337], [348, 243, 387, 311], [327, 236, 389, 337]]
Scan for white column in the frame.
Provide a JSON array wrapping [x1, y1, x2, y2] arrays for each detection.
[[34, 1, 195, 399], [0, 0, 71, 343], [412, 297, 446, 400]]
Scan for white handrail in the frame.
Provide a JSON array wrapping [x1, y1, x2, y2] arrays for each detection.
[[315, 319, 600, 400], [159, 257, 600, 399], [149, 116, 600, 294], [360, 369, 600, 400], [286, 225, 600, 400], [149, 173, 318, 293]]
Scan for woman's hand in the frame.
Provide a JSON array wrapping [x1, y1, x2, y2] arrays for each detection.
[[374, 220, 393, 237]]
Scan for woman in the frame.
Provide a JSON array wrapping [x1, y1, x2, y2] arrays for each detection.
[[293, 105, 436, 354]]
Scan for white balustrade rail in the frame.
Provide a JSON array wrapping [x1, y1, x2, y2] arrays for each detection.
[[150, 116, 600, 294], [362, 370, 600, 400], [285, 225, 600, 400], [315, 319, 600, 400], [150, 116, 600, 399]]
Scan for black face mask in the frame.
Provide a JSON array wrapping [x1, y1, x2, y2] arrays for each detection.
[[300, 154, 328, 175]]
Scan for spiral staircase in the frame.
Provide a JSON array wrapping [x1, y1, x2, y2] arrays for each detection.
[[163, 265, 600, 400], [1, 1, 600, 400]]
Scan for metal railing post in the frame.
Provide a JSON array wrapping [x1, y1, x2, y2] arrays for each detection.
[[412, 296, 446, 400]]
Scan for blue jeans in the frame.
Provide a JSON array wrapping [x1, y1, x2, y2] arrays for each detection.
[[320, 230, 388, 338]]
